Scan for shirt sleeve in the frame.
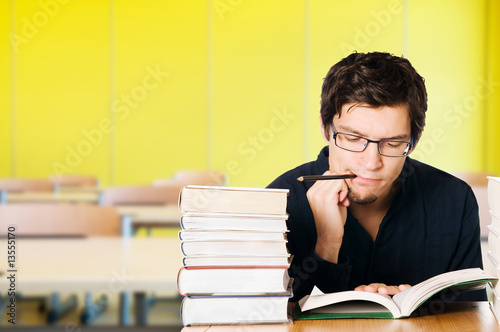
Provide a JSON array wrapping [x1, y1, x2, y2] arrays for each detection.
[[268, 174, 354, 301], [445, 186, 486, 301]]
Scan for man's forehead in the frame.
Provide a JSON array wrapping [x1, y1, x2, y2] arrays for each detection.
[[335, 103, 412, 137]]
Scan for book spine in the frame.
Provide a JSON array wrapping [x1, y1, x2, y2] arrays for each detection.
[[179, 215, 185, 229], [179, 295, 187, 326], [177, 268, 184, 295], [180, 242, 186, 256]]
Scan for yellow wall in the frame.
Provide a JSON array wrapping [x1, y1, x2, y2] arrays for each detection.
[[486, 0, 500, 173], [12, 1, 111, 182], [113, 1, 208, 185], [1, 1, 12, 177], [211, 0, 305, 186], [1, 0, 499, 188], [407, 0, 488, 170]]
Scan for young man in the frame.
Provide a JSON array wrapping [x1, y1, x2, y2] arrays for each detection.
[[268, 52, 485, 302]]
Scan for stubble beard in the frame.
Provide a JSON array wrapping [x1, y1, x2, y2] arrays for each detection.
[[347, 186, 378, 205]]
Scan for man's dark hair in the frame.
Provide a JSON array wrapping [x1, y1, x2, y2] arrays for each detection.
[[320, 51, 427, 144]]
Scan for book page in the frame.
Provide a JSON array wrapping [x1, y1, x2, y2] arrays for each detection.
[[299, 290, 402, 318], [392, 268, 494, 316], [311, 300, 392, 314]]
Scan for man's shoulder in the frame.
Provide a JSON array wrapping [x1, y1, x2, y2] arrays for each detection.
[[404, 157, 471, 193]]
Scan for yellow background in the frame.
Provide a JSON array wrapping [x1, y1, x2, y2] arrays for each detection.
[[1, 0, 499, 188]]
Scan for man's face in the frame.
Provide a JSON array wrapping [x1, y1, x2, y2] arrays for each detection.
[[323, 102, 413, 205]]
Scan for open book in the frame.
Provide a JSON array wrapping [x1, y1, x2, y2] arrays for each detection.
[[296, 268, 496, 319]]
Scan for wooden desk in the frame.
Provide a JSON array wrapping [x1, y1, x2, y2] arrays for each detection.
[[0, 237, 182, 325], [1, 191, 100, 204], [116, 205, 182, 236], [181, 302, 500, 331]]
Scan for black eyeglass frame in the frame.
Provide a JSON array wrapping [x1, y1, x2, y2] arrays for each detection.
[[331, 120, 414, 157]]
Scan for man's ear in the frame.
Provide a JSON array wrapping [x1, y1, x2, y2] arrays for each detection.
[[320, 114, 330, 143], [408, 144, 417, 155], [406, 135, 420, 155]]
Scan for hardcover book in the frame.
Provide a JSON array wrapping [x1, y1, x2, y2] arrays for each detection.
[[178, 185, 289, 215]]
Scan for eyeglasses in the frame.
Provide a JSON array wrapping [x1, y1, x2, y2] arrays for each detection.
[[331, 121, 413, 157]]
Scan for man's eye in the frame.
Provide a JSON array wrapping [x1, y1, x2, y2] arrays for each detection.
[[386, 142, 403, 148], [345, 136, 361, 142]]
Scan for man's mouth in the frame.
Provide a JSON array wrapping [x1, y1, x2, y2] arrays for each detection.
[[348, 172, 382, 183]]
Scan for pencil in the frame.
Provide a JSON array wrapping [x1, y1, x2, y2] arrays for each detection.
[[297, 174, 357, 182]]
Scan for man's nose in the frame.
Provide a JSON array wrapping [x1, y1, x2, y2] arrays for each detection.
[[362, 141, 383, 170]]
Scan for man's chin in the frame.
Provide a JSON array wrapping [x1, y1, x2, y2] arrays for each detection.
[[348, 191, 378, 205]]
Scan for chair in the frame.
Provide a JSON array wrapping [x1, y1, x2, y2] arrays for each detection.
[[0, 203, 120, 237], [153, 170, 227, 187], [451, 171, 495, 239], [100, 185, 181, 236], [100, 185, 179, 206], [0, 178, 54, 192], [0, 203, 121, 324], [99, 186, 183, 315], [49, 175, 99, 192]]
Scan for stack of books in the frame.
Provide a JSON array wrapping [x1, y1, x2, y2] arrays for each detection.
[[176, 185, 293, 326], [486, 176, 500, 319]]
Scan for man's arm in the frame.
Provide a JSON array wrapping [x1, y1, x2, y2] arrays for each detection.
[[446, 187, 486, 301], [306, 170, 350, 263], [307, 171, 409, 296], [267, 170, 353, 300]]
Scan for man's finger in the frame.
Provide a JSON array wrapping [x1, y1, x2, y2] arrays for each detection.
[[359, 283, 387, 293], [377, 285, 402, 295], [399, 284, 411, 291]]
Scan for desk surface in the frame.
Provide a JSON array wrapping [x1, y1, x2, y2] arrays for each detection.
[[3, 191, 100, 204], [181, 302, 500, 331], [0, 236, 182, 293], [116, 205, 182, 224]]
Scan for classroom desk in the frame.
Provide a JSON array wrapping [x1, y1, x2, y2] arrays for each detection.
[[0, 236, 182, 325], [0, 190, 100, 204], [181, 301, 500, 331], [116, 205, 182, 236]]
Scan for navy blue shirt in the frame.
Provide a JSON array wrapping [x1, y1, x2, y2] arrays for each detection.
[[268, 146, 485, 301]]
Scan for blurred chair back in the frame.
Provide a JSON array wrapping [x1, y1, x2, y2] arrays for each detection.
[[154, 170, 227, 187], [49, 175, 99, 190], [452, 171, 493, 239], [0, 178, 54, 192], [100, 185, 179, 206], [0, 203, 120, 237]]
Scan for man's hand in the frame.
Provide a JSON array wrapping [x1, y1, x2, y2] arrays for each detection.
[[307, 170, 350, 264], [354, 283, 411, 295]]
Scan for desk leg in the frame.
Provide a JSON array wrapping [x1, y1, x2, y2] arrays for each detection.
[[134, 292, 148, 326], [119, 292, 131, 326], [47, 293, 78, 324], [121, 215, 133, 237], [0, 190, 7, 204], [81, 292, 108, 325], [0, 294, 7, 326]]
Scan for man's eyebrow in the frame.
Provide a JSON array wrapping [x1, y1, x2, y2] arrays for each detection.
[[336, 124, 410, 140]]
